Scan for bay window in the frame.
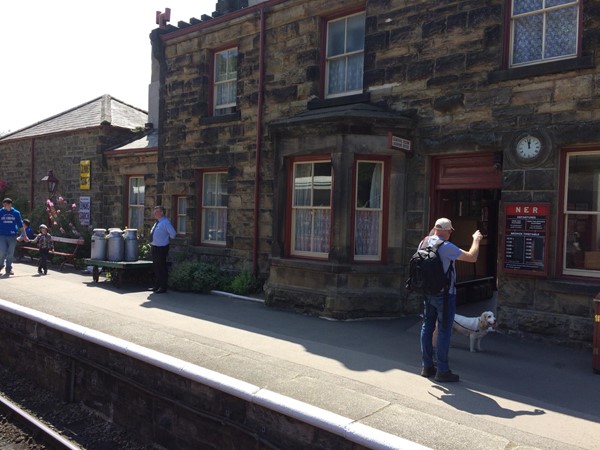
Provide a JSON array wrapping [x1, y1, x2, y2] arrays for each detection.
[[291, 160, 332, 258], [354, 160, 385, 261]]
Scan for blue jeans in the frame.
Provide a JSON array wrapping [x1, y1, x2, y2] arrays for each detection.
[[420, 292, 456, 373], [0, 235, 17, 272]]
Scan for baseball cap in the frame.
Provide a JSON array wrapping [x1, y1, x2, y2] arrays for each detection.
[[2, 198, 12, 204], [434, 217, 454, 231]]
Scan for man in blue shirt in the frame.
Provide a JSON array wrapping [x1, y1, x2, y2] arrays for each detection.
[[420, 217, 483, 382], [149, 205, 177, 293], [0, 198, 28, 276]]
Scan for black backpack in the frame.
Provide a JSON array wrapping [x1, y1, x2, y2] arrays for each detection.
[[406, 239, 453, 295]]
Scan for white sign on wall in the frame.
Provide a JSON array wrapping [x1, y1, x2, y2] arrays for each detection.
[[79, 196, 91, 226], [387, 132, 412, 153]]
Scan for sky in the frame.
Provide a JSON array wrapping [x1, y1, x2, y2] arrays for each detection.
[[0, 1, 217, 135]]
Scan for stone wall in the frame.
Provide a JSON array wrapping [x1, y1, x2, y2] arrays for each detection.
[[0, 127, 137, 228]]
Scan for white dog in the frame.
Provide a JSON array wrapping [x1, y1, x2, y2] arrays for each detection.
[[452, 311, 497, 352]]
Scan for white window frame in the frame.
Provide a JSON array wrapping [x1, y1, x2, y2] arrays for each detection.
[[128, 176, 144, 231], [291, 160, 332, 258], [176, 197, 187, 235], [213, 48, 238, 116], [562, 150, 600, 278], [201, 171, 227, 245], [325, 12, 365, 98], [509, 0, 579, 68], [354, 160, 384, 261]]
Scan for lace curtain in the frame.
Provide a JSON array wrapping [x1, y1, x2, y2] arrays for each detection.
[[512, 0, 578, 66], [128, 177, 144, 230], [326, 12, 364, 96], [292, 162, 332, 255], [202, 173, 227, 243], [355, 162, 382, 257], [215, 49, 238, 114]]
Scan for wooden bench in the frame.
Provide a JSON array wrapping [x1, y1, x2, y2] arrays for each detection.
[[20, 236, 85, 271]]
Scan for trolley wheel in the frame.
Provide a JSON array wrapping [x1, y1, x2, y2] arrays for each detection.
[[111, 269, 123, 288], [92, 266, 99, 283]]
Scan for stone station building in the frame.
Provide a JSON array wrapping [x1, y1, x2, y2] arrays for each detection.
[[0, 95, 149, 230], [151, 0, 600, 346]]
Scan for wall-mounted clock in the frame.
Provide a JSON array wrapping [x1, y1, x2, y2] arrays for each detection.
[[511, 131, 552, 166], [516, 134, 542, 160]]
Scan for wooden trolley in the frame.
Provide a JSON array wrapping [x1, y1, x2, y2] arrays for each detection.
[[84, 258, 153, 288]]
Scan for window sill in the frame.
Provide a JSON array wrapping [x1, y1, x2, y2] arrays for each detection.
[[307, 92, 370, 110], [200, 111, 241, 125], [488, 55, 594, 83]]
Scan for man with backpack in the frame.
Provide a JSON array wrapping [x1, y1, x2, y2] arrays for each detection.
[[417, 217, 483, 382]]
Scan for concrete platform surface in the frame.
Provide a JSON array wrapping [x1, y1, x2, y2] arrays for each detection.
[[1, 262, 598, 450]]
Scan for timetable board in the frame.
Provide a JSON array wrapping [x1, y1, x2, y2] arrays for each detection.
[[502, 203, 549, 276]]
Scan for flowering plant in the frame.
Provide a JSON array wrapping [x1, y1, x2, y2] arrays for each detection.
[[45, 196, 84, 238]]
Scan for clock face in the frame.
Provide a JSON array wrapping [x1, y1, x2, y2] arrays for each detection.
[[516, 135, 542, 160]]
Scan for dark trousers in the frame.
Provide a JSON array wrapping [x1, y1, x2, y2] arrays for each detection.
[[151, 245, 169, 290], [38, 248, 50, 273]]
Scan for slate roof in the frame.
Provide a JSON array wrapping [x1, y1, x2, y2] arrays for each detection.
[[106, 129, 159, 153], [0, 95, 148, 141]]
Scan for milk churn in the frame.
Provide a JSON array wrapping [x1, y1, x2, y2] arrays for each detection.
[[106, 228, 124, 262], [90, 228, 107, 260], [123, 228, 139, 262]]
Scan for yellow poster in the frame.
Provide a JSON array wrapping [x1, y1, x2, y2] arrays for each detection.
[[80, 160, 91, 190]]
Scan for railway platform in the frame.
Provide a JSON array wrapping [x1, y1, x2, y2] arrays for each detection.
[[0, 262, 599, 450]]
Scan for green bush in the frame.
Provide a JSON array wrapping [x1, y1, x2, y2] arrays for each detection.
[[228, 270, 261, 295], [138, 241, 151, 260], [168, 261, 227, 293]]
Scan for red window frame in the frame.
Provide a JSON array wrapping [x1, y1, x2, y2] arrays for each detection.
[[285, 155, 333, 259], [502, 0, 583, 69], [319, 7, 365, 99], [557, 145, 600, 280], [351, 156, 390, 263]]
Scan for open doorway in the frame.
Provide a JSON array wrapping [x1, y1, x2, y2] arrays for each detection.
[[431, 154, 502, 303]]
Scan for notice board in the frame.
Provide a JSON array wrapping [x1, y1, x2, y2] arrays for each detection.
[[502, 203, 549, 276]]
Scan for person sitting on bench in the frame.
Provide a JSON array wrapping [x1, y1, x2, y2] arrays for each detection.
[[17, 219, 36, 242]]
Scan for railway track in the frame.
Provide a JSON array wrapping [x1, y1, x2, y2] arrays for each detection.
[[0, 393, 81, 450]]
